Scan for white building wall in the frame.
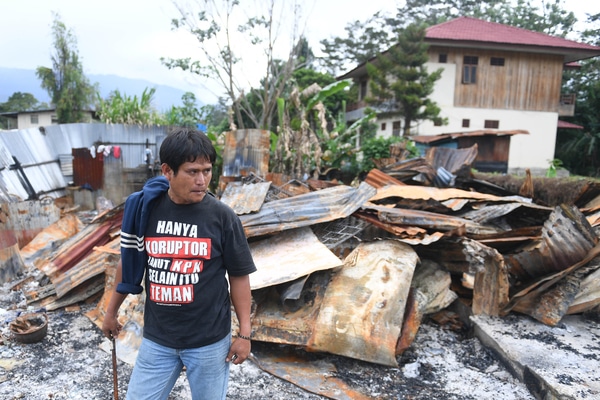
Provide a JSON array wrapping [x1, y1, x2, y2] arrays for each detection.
[[371, 61, 558, 174], [17, 112, 54, 129], [418, 107, 557, 173]]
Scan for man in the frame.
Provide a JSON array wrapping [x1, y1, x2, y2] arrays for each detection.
[[102, 127, 256, 400]]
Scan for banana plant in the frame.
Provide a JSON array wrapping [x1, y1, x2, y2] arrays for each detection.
[[272, 78, 375, 181]]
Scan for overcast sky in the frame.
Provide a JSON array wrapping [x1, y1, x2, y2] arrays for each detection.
[[0, 0, 597, 105]]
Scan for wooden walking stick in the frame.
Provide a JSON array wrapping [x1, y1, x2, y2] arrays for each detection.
[[111, 336, 119, 400]]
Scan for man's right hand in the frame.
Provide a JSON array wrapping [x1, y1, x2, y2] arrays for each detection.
[[102, 313, 123, 339]]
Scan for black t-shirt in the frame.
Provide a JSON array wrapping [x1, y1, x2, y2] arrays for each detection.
[[142, 191, 256, 349]]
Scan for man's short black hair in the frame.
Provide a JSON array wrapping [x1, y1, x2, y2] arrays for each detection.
[[160, 127, 217, 174]]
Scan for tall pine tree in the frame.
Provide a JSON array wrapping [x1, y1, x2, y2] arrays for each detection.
[[365, 23, 444, 136]]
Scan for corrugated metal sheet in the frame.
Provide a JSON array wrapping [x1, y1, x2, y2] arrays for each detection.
[[370, 183, 529, 203], [222, 129, 270, 177], [44, 123, 167, 170], [220, 181, 271, 215], [364, 169, 406, 188], [307, 240, 418, 366], [19, 213, 83, 264], [366, 203, 501, 236], [72, 148, 104, 190], [239, 182, 377, 237], [411, 129, 529, 144], [0, 123, 169, 202], [248, 227, 343, 290], [59, 154, 73, 177], [5, 198, 62, 248], [425, 144, 478, 173], [504, 204, 598, 281], [250, 349, 373, 400]]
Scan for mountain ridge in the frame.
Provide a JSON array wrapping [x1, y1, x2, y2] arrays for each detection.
[[0, 67, 194, 111]]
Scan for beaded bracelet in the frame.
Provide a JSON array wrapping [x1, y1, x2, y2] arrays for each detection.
[[238, 334, 252, 341]]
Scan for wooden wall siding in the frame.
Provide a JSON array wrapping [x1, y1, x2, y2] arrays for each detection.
[[457, 136, 510, 164], [456, 136, 511, 173], [429, 47, 563, 112]]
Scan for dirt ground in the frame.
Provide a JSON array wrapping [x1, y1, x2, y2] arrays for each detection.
[[0, 283, 534, 400]]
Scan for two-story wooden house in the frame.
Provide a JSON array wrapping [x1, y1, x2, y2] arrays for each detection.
[[340, 17, 600, 174]]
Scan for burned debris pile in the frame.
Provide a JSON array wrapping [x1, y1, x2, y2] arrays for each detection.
[[1, 141, 600, 398]]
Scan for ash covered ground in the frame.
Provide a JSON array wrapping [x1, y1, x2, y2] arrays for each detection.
[[0, 282, 534, 400]]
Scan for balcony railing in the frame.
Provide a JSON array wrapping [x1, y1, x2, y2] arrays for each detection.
[[346, 100, 368, 112]]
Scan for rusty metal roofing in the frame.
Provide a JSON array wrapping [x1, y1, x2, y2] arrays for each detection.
[[248, 227, 343, 290], [221, 129, 270, 177], [364, 169, 406, 188], [250, 239, 419, 367], [307, 240, 418, 366], [411, 129, 529, 145], [19, 213, 83, 264], [503, 204, 598, 282], [239, 182, 377, 237], [424, 144, 478, 173], [219, 181, 271, 215], [36, 207, 122, 282], [3, 197, 62, 248], [363, 203, 501, 236], [250, 347, 373, 400], [370, 183, 527, 203]]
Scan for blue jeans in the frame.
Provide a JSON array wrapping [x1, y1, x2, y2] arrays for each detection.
[[126, 334, 231, 400]]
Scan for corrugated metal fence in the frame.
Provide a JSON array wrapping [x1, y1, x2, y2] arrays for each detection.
[[0, 123, 168, 202]]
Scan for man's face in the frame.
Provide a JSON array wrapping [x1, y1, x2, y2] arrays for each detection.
[[162, 157, 213, 204]]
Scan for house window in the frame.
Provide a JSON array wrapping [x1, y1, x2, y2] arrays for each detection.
[[462, 119, 470, 128], [490, 57, 505, 66], [30, 114, 39, 124], [484, 120, 500, 129], [392, 121, 401, 137], [359, 80, 368, 101], [51, 115, 58, 124], [438, 54, 447, 63], [462, 56, 478, 84], [433, 119, 442, 126], [381, 122, 387, 131]]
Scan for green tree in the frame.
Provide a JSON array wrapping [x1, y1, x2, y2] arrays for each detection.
[[36, 14, 96, 123], [490, 0, 576, 37], [366, 23, 444, 136], [294, 36, 316, 69], [292, 68, 347, 118], [392, 0, 575, 36], [555, 12, 600, 177], [1, 92, 42, 112], [163, 92, 203, 127], [319, 12, 396, 76], [96, 88, 163, 125], [273, 79, 376, 179], [163, 0, 303, 131]]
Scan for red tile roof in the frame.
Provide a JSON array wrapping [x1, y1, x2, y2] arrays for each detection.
[[338, 16, 600, 79], [426, 16, 600, 52]]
